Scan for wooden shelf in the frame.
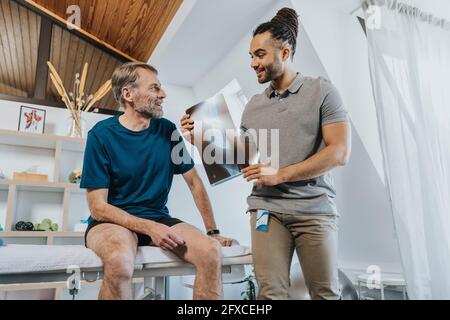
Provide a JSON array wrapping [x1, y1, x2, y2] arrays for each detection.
[[0, 180, 83, 193], [0, 128, 85, 152], [0, 180, 86, 234]]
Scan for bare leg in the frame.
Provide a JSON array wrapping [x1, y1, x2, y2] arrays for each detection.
[[171, 223, 223, 300], [86, 223, 138, 300]]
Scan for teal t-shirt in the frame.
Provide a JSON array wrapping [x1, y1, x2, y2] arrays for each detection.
[[80, 116, 194, 223]]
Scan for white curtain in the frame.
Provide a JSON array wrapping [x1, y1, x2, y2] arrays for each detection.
[[364, 0, 450, 299]]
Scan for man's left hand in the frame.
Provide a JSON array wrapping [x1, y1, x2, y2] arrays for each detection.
[[210, 234, 234, 247], [241, 163, 284, 186]]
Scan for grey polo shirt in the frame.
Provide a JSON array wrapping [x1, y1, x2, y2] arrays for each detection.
[[240, 73, 348, 216]]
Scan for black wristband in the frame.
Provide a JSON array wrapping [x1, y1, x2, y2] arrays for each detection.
[[206, 229, 220, 236]]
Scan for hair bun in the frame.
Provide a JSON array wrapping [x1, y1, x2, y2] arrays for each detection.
[[271, 7, 299, 38]]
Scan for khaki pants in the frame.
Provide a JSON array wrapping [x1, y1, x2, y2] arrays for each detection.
[[250, 211, 339, 300]]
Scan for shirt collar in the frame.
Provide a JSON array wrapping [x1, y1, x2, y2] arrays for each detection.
[[265, 73, 305, 98]]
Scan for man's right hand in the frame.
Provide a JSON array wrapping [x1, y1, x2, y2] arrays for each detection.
[[180, 114, 194, 145], [145, 222, 185, 250]]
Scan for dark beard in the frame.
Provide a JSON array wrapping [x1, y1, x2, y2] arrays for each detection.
[[258, 60, 283, 84]]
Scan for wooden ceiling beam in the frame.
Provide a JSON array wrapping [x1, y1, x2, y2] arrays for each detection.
[[33, 16, 52, 99]]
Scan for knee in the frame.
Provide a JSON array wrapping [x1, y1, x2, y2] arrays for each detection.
[[194, 238, 222, 268], [103, 251, 135, 282]]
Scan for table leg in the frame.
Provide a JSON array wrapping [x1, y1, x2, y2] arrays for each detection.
[[357, 280, 361, 300]]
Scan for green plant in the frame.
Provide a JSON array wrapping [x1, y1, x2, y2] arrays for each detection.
[[225, 269, 257, 300], [240, 271, 256, 300]]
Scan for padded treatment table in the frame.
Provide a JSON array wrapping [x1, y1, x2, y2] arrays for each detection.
[[0, 244, 253, 299]]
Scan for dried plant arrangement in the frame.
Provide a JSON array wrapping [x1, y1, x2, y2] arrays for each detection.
[[47, 61, 111, 137]]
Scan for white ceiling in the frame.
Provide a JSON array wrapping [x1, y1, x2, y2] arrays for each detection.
[[149, 0, 280, 87], [149, 0, 449, 87]]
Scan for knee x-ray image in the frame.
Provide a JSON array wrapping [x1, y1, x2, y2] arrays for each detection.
[[186, 94, 259, 186]]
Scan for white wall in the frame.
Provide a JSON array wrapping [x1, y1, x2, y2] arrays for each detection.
[[191, 0, 402, 277]]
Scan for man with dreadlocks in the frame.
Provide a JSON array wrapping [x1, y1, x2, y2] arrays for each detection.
[[181, 7, 351, 300], [241, 7, 351, 300]]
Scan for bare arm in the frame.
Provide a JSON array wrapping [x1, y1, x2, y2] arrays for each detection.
[[182, 167, 233, 246], [242, 121, 351, 185], [87, 189, 185, 250], [182, 168, 217, 231]]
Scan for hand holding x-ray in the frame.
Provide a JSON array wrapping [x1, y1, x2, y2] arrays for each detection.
[[182, 94, 259, 186]]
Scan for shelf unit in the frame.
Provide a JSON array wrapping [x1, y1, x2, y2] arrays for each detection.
[[0, 129, 98, 299], [0, 129, 87, 245]]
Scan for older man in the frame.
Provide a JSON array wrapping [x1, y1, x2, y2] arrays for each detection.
[[81, 62, 232, 300]]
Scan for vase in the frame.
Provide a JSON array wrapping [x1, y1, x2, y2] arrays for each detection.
[[67, 111, 86, 138]]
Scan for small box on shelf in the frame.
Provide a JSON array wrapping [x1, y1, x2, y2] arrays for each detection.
[[13, 172, 48, 183]]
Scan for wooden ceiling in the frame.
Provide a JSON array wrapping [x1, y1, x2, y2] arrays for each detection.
[[31, 0, 183, 62], [46, 24, 122, 110], [0, 0, 183, 112], [0, 0, 41, 97]]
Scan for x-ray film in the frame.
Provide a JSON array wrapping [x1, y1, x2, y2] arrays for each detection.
[[186, 94, 259, 186]]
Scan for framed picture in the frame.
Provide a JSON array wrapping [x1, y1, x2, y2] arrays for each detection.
[[18, 105, 46, 134]]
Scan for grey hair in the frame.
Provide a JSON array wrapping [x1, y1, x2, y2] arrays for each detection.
[[111, 62, 158, 106]]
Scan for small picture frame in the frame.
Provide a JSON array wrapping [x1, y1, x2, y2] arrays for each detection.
[[18, 105, 46, 134]]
